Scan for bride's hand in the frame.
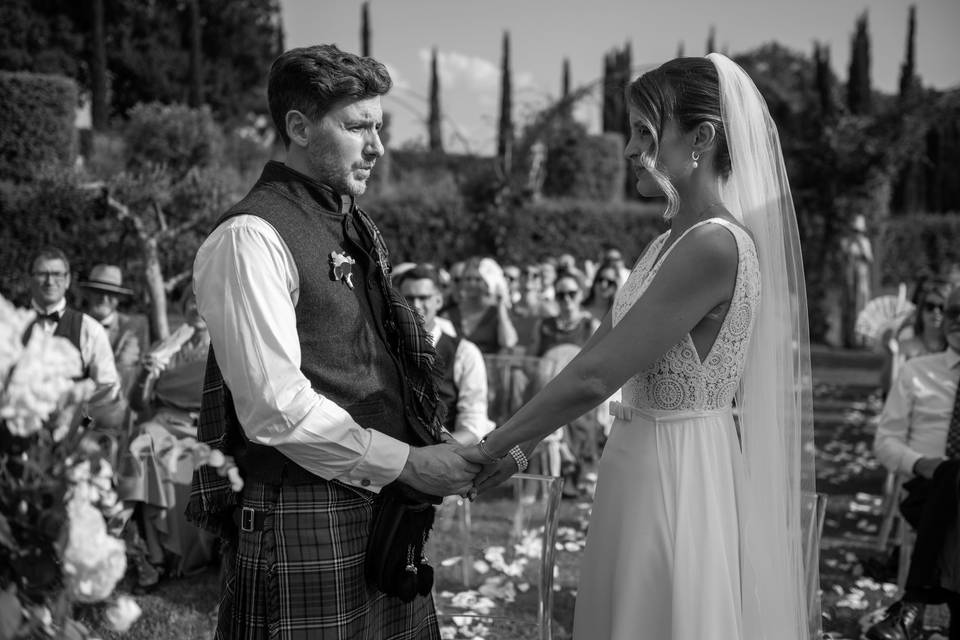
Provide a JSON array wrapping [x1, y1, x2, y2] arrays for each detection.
[[473, 457, 519, 494], [456, 444, 489, 466]]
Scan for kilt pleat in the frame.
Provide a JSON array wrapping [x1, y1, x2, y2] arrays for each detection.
[[215, 479, 439, 640]]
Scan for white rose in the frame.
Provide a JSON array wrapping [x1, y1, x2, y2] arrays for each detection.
[[104, 595, 142, 632], [62, 496, 127, 602]]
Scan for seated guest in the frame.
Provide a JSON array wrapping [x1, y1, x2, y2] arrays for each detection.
[[398, 265, 493, 445], [503, 265, 522, 306], [79, 264, 149, 402], [531, 273, 599, 357], [539, 259, 558, 306], [601, 246, 631, 285], [125, 287, 215, 579], [881, 278, 950, 398], [24, 247, 123, 430], [510, 264, 556, 352], [440, 260, 466, 316], [583, 259, 624, 324], [445, 257, 518, 354], [868, 286, 960, 640]]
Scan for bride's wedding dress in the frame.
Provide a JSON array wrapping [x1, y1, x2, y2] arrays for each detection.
[[573, 217, 761, 640]]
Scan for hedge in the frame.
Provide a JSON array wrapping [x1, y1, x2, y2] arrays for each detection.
[[0, 72, 77, 183], [369, 182, 667, 268], [877, 213, 960, 285]]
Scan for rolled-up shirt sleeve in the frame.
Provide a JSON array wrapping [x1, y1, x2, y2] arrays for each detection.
[[193, 215, 409, 492], [80, 316, 120, 405], [874, 364, 921, 476]]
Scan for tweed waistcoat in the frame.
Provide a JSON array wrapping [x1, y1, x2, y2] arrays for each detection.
[[214, 162, 415, 481]]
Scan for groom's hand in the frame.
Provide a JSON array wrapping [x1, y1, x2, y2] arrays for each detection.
[[398, 443, 482, 496], [474, 457, 519, 494]]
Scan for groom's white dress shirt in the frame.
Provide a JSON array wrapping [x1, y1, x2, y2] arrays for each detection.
[[194, 215, 410, 494]]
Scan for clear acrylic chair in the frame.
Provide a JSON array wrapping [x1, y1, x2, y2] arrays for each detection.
[[428, 473, 564, 640], [802, 491, 828, 638]]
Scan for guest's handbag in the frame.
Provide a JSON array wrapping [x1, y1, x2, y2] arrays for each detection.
[[365, 482, 443, 602]]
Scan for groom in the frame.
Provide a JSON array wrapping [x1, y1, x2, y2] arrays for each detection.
[[192, 44, 479, 638]]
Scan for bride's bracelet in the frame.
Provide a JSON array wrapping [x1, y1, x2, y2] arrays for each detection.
[[508, 446, 529, 473], [477, 436, 504, 463]]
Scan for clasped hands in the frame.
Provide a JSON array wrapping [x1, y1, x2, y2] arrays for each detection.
[[397, 437, 521, 499]]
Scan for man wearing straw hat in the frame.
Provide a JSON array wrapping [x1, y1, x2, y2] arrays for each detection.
[[79, 264, 149, 400]]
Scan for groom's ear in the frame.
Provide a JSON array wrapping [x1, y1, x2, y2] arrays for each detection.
[[691, 122, 718, 154], [285, 110, 312, 149]]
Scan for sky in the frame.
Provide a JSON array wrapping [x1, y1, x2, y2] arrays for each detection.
[[283, 0, 960, 156]]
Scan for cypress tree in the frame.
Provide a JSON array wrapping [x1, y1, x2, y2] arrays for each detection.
[[91, 0, 107, 129], [898, 5, 918, 104], [706, 26, 716, 54], [428, 47, 442, 152], [559, 56, 572, 121], [847, 11, 872, 115], [677, 41, 685, 58], [497, 30, 513, 174], [187, 0, 203, 107], [276, 10, 285, 55], [602, 44, 627, 135], [814, 41, 834, 119], [601, 42, 633, 197], [361, 1, 370, 56]]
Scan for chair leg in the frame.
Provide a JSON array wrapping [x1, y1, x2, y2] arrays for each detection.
[[898, 529, 915, 592]]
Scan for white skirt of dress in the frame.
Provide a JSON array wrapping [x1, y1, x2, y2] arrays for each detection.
[[573, 403, 747, 640]]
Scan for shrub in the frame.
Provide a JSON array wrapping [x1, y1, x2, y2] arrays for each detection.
[[0, 173, 131, 306], [367, 180, 666, 268], [878, 212, 960, 285], [492, 198, 665, 265], [542, 131, 625, 201], [124, 102, 224, 177], [367, 171, 480, 263], [0, 72, 77, 183]]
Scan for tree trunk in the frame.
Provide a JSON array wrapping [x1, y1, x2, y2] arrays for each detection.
[[144, 238, 169, 341]]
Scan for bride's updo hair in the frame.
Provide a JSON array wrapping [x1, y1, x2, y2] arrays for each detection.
[[628, 57, 732, 218]]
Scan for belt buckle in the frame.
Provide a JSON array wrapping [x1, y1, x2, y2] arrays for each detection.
[[240, 506, 255, 532]]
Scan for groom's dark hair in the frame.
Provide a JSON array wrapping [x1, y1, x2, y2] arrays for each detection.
[[267, 44, 392, 147]]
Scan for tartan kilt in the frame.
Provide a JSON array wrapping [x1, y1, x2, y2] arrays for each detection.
[[216, 479, 440, 640]]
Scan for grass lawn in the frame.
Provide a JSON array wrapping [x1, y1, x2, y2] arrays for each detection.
[[84, 346, 952, 639]]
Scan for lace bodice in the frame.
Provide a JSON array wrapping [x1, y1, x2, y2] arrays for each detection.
[[612, 218, 760, 412]]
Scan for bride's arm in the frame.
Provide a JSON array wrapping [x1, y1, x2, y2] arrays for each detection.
[[472, 224, 739, 460]]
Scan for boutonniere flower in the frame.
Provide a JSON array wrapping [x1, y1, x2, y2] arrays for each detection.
[[330, 251, 356, 289]]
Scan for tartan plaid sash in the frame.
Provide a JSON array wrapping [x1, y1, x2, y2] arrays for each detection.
[[354, 207, 445, 443], [185, 347, 242, 537]]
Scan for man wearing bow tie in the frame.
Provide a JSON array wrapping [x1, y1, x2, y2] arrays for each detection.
[[25, 247, 122, 426]]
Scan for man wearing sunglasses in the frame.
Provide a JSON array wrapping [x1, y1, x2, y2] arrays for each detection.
[[870, 287, 960, 640], [397, 265, 493, 446]]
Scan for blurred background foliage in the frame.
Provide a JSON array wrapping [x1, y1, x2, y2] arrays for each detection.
[[0, 1, 958, 344]]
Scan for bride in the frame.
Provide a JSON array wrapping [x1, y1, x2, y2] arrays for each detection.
[[460, 53, 817, 640]]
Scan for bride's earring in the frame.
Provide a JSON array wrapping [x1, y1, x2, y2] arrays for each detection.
[[691, 151, 701, 169]]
